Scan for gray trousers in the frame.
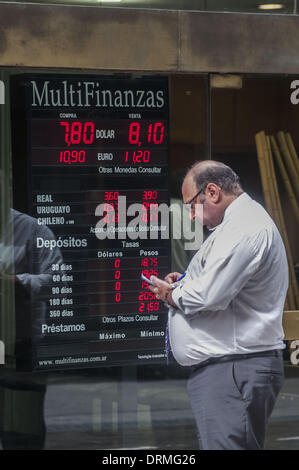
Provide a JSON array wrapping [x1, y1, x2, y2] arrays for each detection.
[[187, 350, 284, 450]]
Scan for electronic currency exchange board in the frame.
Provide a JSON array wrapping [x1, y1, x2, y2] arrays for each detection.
[[11, 75, 170, 371]]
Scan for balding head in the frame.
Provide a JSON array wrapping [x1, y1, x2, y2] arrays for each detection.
[[182, 160, 243, 229], [186, 160, 243, 197]]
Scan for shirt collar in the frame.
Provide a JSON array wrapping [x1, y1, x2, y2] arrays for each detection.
[[222, 192, 251, 223]]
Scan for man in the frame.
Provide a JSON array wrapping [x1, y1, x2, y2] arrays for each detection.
[[0, 207, 64, 449], [150, 160, 288, 450]]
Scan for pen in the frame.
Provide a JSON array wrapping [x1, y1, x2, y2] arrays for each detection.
[[177, 272, 186, 281]]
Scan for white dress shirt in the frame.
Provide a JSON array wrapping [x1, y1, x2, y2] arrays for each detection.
[[170, 193, 288, 367]]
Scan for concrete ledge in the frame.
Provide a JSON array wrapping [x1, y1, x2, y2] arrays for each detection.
[[1, 4, 299, 73], [180, 11, 299, 74], [0, 4, 179, 71]]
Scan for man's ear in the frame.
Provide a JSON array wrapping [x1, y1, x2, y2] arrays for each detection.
[[206, 183, 221, 202]]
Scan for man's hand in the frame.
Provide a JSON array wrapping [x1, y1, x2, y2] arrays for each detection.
[[164, 272, 182, 284], [148, 276, 171, 301], [0, 272, 17, 282], [148, 276, 177, 308], [0, 272, 29, 297]]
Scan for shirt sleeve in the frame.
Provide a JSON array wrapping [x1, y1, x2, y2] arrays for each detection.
[[171, 229, 268, 316]]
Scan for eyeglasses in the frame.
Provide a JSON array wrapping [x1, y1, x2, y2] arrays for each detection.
[[184, 188, 205, 212]]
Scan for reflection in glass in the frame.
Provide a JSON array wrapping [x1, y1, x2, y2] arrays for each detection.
[[0, 173, 64, 447]]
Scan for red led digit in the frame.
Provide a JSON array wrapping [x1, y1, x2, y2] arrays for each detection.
[[142, 202, 158, 211], [60, 121, 95, 147], [147, 302, 160, 312], [143, 151, 150, 162], [147, 124, 152, 143], [129, 122, 140, 145], [103, 203, 113, 213], [147, 123, 165, 144], [115, 281, 121, 291], [135, 150, 143, 163], [142, 269, 158, 278], [59, 150, 86, 164], [138, 291, 155, 300], [114, 271, 121, 280], [125, 150, 151, 164], [60, 121, 71, 147], [83, 122, 95, 144], [71, 122, 82, 144], [78, 150, 86, 162], [115, 293, 121, 302], [114, 259, 121, 268], [104, 191, 119, 201], [71, 150, 78, 163], [153, 123, 165, 144], [64, 150, 70, 163], [142, 190, 158, 200]]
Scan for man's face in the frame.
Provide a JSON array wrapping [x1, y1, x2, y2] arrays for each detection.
[[182, 176, 222, 229]]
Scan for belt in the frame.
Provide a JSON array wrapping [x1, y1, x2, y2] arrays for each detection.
[[191, 349, 283, 372]]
